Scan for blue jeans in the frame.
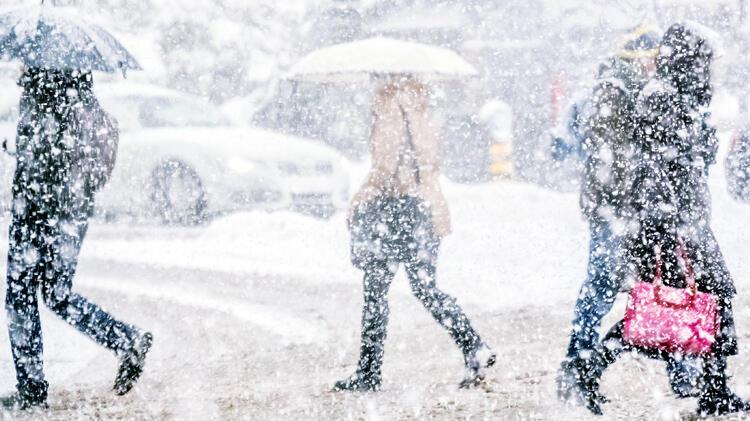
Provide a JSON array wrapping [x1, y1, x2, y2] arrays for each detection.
[[565, 220, 701, 395], [6, 206, 139, 400], [567, 220, 619, 358]]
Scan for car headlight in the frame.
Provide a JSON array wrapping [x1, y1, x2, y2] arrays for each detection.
[[226, 157, 258, 174]]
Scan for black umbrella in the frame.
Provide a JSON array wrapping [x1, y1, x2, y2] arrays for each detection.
[[0, 2, 140, 74]]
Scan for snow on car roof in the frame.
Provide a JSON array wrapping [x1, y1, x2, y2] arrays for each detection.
[[95, 82, 199, 101]]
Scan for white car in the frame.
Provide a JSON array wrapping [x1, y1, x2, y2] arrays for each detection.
[[0, 82, 350, 223]]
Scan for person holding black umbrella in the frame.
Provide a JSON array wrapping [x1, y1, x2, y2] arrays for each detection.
[[0, 5, 151, 409]]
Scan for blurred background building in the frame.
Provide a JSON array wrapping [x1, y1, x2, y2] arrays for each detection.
[[0, 0, 746, 185]]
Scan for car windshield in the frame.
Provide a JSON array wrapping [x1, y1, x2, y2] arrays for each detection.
[[100, 95, 230, 131]]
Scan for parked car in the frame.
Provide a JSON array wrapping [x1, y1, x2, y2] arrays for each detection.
[[726, 125, 750, 203], [0, 82, 350, 223]]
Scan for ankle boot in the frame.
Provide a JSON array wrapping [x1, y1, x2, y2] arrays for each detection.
[[575, 355, 607, 416], [334, 341, 384, 392], [697, 357, 750, 417], [333, 369, 382, 392], [460, 344, 496, 388]]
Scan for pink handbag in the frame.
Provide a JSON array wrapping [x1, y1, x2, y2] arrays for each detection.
[[623, 242, 718, 355]]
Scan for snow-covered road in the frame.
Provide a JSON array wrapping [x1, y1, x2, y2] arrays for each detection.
[[0, 164, 746, 420]]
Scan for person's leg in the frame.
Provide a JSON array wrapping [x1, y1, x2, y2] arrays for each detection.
[[665, 354, 703, 398], [4, 215, 47, 406], [41, 218, 152, 395], [698, 355, 750, 416], [41, 219, 140, 353], [334, 259, 396, 391], [559, 221, 620, 401], [403, 243, 482, 357], [697, 299, 749, 416], [402, 236, 494, 388], [565, 221, 619, 359], [573, 321, 629, 415]]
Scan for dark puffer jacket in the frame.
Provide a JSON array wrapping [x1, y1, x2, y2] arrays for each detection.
[[579, 58, 644, 223], [12, 69, 118, 220], [625, 23, 733, 298]]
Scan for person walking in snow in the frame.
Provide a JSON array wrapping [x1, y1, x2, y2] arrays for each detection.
[[3, 68, 152, 409], [557, 24, 701, 403], [334, 77, 495, 391], [574, 22, 750, 417]]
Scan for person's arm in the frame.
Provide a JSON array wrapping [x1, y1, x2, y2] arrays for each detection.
[[698, 112, 718, 172], [579, 83, 627, 218], [348, 101, 400, 218], [398, 91, 452, 237]]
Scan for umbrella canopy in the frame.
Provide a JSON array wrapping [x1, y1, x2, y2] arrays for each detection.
[[0, 5, 140, 73], [287, 37, 478, 83]]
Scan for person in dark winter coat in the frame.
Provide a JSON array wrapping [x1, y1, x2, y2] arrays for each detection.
[[558, 24, 700, 402], [574, 23, 750, 417], [334, 78, 495, 392], [3, 68, 153, 409]]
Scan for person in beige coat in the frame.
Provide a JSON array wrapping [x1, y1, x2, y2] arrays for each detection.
[[334, 77, 495, 392]]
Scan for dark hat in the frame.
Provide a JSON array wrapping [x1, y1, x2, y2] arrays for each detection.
[[618, 24, 661, 59]]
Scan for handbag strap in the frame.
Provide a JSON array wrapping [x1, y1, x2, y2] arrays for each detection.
[[652, 238, 696, 290], [676, 238, 696, 289], [397, 105, 422, 185]]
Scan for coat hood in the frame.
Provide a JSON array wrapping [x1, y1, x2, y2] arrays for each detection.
[[656, 23, 715, 107]]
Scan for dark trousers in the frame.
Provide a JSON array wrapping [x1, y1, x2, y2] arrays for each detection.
[[592, 315, 733, 399], [6, 210, 138, 398], [350, 197, 482, 376], [566, 220, 701, 394]]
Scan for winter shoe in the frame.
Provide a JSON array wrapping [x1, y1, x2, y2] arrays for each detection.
[[114, 331, 153, 396], [557, 356, 607, 415], [0, 392, 48, 411], [698, 389, 750, 417], [1, 379, 49, 411], [556, 359, 581, 402], [459, 344, 496, 389], [333, 371, 382, 392], [697, 357, 750, 417]]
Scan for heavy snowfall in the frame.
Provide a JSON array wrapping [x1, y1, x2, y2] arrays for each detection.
[[0, 0, 746, 420]]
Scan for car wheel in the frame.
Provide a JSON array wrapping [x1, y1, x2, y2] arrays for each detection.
[[151, 160, 208, 225]]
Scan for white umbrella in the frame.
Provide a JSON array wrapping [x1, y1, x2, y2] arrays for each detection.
[[287, 37, 478, 83]]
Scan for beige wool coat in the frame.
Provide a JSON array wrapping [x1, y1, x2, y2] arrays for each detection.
[[349, 84, 452, 238]]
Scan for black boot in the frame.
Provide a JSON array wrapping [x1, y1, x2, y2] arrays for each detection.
[[556, 358, 581, 402], [114, 331, 153, 396], [574, 356, 607, 416], [557, 351, 613, 415], [697, 357, 750, 417], [333, 349, 382, 392], [333, 370, 382, 392], [459, 344, 496, 388], [0, 379, 48, 410], [334, 335, 385, 392]]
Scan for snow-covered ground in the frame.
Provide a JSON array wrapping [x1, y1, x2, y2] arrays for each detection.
[[0, 145, 746, 420]]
